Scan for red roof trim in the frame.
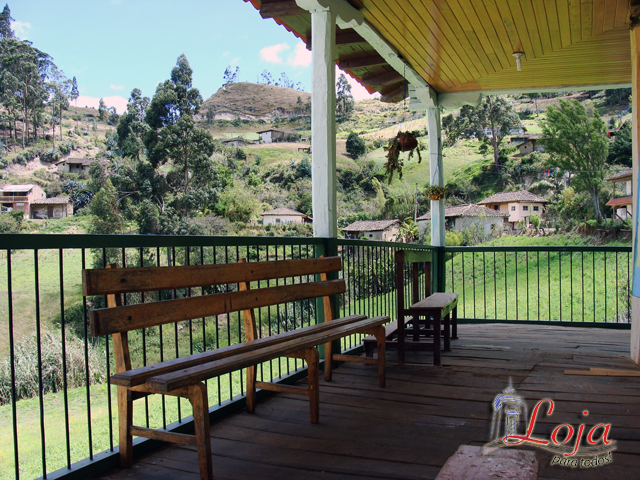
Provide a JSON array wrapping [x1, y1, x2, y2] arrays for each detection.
[[606, 195, 633, 207]]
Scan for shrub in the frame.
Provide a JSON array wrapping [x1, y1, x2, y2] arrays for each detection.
[[0, 332, 107, 405], [346, 131, 366, 158]]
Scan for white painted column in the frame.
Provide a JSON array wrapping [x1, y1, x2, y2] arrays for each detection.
[[630, 23, 640, 364], [310, 8, 337, 238], [427, 107, 445, 247]]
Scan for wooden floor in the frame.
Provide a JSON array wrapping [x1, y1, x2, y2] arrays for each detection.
[[95, 324, 640, 480]]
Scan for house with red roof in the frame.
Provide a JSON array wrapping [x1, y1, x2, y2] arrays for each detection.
[[478, 190, 548, 227], [605, 169, 633, 220]]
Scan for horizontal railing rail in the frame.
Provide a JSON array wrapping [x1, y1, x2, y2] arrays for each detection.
[[0, 234, 632, 480]]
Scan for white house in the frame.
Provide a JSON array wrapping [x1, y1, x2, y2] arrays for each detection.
[[477, 190, 548, 227], [605, 168, 633, 220], [417, 204, 509, 236], [55, 157, 97, 174], [342, 219, 400, 242], [257, 129, 285, 144], [261, 207, 312, 226], [222, 137, 248, 147]]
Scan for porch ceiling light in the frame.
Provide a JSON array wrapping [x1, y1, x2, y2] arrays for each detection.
[[512, 52, 524, 71]]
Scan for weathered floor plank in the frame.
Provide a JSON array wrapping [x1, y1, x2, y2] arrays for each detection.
[[93, 324, 640, 480]]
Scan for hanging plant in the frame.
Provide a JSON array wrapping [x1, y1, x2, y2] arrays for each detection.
[[425, 185, 446, 201], [384, 130, 422, 182]]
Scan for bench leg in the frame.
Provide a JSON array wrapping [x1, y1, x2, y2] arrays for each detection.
[[305, 347, 320, 424], [374, 325, 386, 388], [188, 383, 213, 480], [246, 365, 257, 414], [117, 386, 133, 468], [433, 313, 442, 366], [443, 314, 451, 352], [324, 340, 333, 382], [452, 306, 458, 339]]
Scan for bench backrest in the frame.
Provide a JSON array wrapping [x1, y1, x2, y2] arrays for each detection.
[[395, 250, 431, 317], [83, 256, 343, 373]]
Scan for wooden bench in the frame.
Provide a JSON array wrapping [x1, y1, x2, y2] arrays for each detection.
[[364, 250, 458, 365], [84, 256, 387, 480]]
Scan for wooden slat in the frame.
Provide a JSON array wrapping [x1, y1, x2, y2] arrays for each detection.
[[256, 381, 310, 396], [338, 54, 388, 69], [602, 0, 617, 32], [531, 0, 553, 54], [569, 0, 582, 43], [361, 70, 403, 87], [453, 0, 505, 71], [614, 0, 628, 27], [91, 280, 346, 336], [146, 316, 389, 392], [505, 0, 537, 58], [259, 0, 306, 19], [110, 314, 366, 387], [130, 426, 196, 446], [83, 256, 341, 295], [592, 0, 606, 36], [543, 0, 562, 51], [564, 368, 640, 377], [556, 0, 572, 48], [467, 0, 511, 69], [581, 0, 593, 41]]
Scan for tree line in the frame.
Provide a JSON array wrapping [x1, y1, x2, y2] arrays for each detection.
[[0, 4, 79, 149]]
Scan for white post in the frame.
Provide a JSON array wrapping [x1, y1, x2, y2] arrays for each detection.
[[630, 22, 640, 364], [309, 8, 337, 238], [427, 107, 445, 246]]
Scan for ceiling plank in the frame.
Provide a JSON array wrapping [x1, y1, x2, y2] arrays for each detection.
[[519, 1, 546, 57], [507, 0, 542, 58], [361, 70, 404, 87], [306, 29, 368, 50], [614, 0, 629, 27], [437, 0, 494, 75], [592, 0, 605, 36], [556, 0, 572, 48], [459, 0, 510, 70], [568, 0, 581, 43], [602, 0, 616, 31], [531, 0, 553, 54], [338, 54, 388, 69], [484, 0, 518, 59], [470, 1, 511, 69], [543, 0, 562, 51], [259, 1, 306, 19], [581, 0, 593, 41]]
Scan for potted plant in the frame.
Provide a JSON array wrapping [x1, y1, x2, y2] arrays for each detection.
[[425, 185, 446, 201], [384, 131, 422, 182]]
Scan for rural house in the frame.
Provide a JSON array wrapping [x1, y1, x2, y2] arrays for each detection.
[[605, 168, 633, 220], [222, 137, 248, 147], [261, 207, 312, 226], [0, 184, 46, 214], [56, 157, 97, 174], [30, 196, 73, 219], [342, 219, 400, 241], [417, 204, 509, 236], [478, 190, 548, 227], [256, 128, 285, 144], [509, 134, 545, 155]]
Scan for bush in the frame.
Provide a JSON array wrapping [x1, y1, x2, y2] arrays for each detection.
[[346, 131, 366, 158], [0, 332, 106, 405]]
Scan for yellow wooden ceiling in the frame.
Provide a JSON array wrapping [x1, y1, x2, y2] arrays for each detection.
[[248, 0, 633, 99]]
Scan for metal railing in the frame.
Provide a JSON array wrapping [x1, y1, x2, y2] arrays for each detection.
[[0, 235, 632, 480]]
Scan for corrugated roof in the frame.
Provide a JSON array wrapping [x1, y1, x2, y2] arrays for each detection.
[[342, 219, 400, 232], [256, 129, 285, 134], [417, 204, 510, 221], [31, 196, 71, 205], [606, 195, 633, 207], [0, 184, 35, 192], [478, 190, 548, 205], [222, 137, 247, 143], [65, 157, 96, 165], [605, 169, 633, 182], [261, 207, 308, 217]]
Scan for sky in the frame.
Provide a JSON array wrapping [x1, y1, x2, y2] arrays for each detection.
[[10, 0, 377, 113]]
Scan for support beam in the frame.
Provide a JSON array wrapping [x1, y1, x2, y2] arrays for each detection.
[[338, 54, 387, 69], [305, 29, 366, 50], [260, 1, 306, 19], [305, 3, 337, 238], [361, 70, 403, 87], [630, 20, 640, 364], [380, 83, 405, 103], [427, 107, 445, 247]]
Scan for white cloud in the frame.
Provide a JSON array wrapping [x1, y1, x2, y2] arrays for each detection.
[[110, 84, 125, 91], [230, 57, 240, 66], [287, 41, 311, 69], [11, 20, 30, 39], [77, 95, 127, 114], [260, 43, 289, 64], [336, 67, 381, 101]]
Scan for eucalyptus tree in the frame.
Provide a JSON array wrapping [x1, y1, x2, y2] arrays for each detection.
[[116, 87, 150, 160], [336, 73, 354, 121], [47, 65, 71, 144], [541, 99, 609, 223], [0, 4, 13, 39]]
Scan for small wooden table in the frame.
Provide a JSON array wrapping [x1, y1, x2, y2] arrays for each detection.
[[401, 292, 459, 365]]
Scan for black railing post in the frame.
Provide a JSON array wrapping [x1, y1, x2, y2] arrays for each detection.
[[432, 246, 446, 293]]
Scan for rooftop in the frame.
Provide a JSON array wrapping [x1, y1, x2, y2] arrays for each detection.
[[342, 219, 400, 232], [417, 204, 510, 221], [606, 195, 633, 207], [0, 184, 35, 192], [256, 128, 285, 134], [478, 190, 548, 205], [262, 207, 309, 217], [56, 157, 97, 166], [31, 196, 71, 205], [605, 169, 633, 182]]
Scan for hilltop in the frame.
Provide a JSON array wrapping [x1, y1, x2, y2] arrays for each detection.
[[202, 82, 311, 120]]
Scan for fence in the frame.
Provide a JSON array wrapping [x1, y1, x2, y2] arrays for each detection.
[[0, 235, 632, 480]]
